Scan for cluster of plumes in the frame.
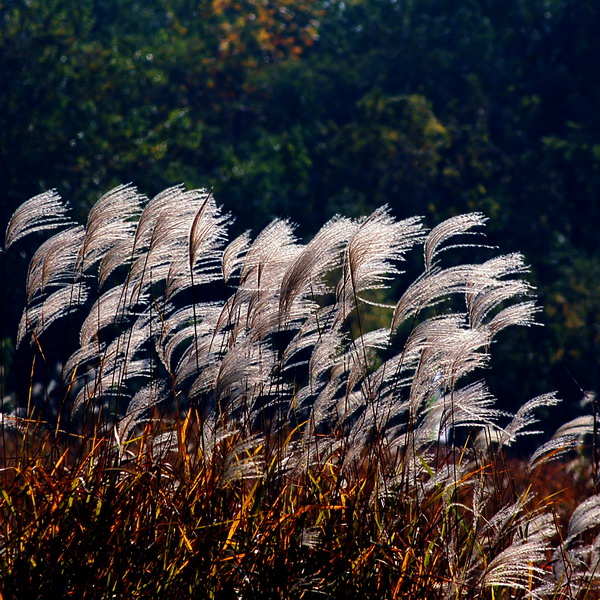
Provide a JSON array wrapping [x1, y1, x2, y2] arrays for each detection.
[[5, 185, 600, 598]]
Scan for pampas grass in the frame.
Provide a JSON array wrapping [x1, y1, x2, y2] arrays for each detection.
[[0, 184, 599, 599]]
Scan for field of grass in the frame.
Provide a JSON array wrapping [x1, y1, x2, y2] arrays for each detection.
[[0, 185, 599, 598]]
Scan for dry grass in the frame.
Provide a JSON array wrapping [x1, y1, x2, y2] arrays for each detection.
[[0, 184, 599, 599]]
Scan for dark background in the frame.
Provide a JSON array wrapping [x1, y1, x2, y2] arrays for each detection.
[[1, 0, 598, 429]]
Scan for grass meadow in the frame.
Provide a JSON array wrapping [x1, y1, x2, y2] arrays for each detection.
[[0, 185, 598, 598]]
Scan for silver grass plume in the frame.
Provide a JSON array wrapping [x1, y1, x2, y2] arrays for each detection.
[[116, 381, 168, 445], [279, 216, 355, 321], [567, 494, 600, 543], [232, 218, 301, 342], [545, 495, 600, 595], [128, 186, 228, 301], [77, 184, 144, 273], [166, 191, 229, 300], [424, 212, 489, 270], [71, 312, 153, 415], [222, 231, 252, 283], [17, 282, 88, 347], [482, 531, 551, 594], [337, 208, 424, 324], [497, 392, 561, 448], [25, 225, 85, 302], [156, 302, 222, 376], [528, 414, 597, 471], [79, 283, 139, 348], [4, 190, 72, 250]]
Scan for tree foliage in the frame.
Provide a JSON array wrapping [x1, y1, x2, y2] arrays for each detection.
[[1, 0, 599, 416]]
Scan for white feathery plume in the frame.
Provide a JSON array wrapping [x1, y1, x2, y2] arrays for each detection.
[[239, 219, 298, 284], [156, 302, 221, 372], [165, 193, 230, 299], [528, 435, 580, 471], [299, 376, 342, 433], [482, 527, 552, 593], [73, 313, 155, 413], [4, 190, 72, 250], [486, 300, 540, 337], [248, 295, 319, 343], [213, 334, 277, 408], [64, 342, 106, 380], [72, 356, 151, 416], [280, 305, 336, 369], [345, 328, 390, 379], [446, 381, 508, 428], [79, 283, 138, 348], [117, 381, 168, 443], [424, 212, 488, 270], [165, 254, 222, 301], [174, 331, 226, 391], [418, 454, 472, 498], [335, 388, 368, 430], [128, 197, 186, 286], [293, 436, 342, 478], [132, 185, 187, 250], [499, 392, 561, 447], [25, 225, 85, 302], [567, 494, 600, 543], [477, 494, 531, 545], [77, 184, 144, 273], [128, 186, 227, 302], [548, 496, 600, 594], [528, 434, 580, 471], [404, 315, 490, 414], [307, 327, 346, 390], [549, 542, 600, 595], [222, 231, 251, 283], [98, 237, 137, 288], [126, 186, 196, 294], [279, 215, 355, 320], [415, 380, 506, 447], [467, 278, 533, 329], [479, 252, 532, 279], [333, 328, 391, 426], [194, 418, 251, 468], [391, 265, 475, 330], [188, 193, 230, 268], [102, 313, 153, 368], [465, 253, 535, 328], [337, 209, 424, 323], [8, 183, 578, 554], [552, 415, 596, 442], [232, 219, 302, 342], [72, 375, 126, 416], [529, 414, 596, 470], [17, 281, 88, 347]]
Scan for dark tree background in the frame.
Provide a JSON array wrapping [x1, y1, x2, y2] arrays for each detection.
[[1, 0, 598, 424]]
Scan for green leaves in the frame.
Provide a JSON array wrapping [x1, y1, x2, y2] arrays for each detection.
[[2, 0, 600, 422]]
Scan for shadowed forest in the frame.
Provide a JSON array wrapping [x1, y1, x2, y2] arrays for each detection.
[[1, 0, 599, 415]]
